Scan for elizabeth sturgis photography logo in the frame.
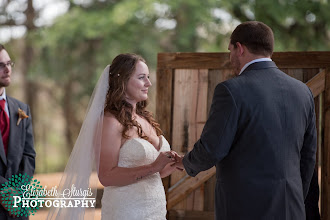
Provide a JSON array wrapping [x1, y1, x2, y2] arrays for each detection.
[[1, 173, 96, 217]]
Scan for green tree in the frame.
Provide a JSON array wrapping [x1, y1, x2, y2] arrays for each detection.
[[222, 0, 330, 51]]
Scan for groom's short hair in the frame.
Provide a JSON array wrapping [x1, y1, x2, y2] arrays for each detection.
[[0, 44, 5, 51], [230, 21, 274, 57]]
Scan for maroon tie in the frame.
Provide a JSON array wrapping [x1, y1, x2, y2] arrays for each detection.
[[0, 99, 9, 155]]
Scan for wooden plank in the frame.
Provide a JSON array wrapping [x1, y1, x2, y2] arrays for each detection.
[[157, 52, 330, 69], [303, 68, 320, 83], [171, 69, 197, 154], [207, 69, 235, 113], [193, 186, 204, 211], [279, 68, 289, 75], [272, 52, 330, 69], [282, 68, 305, 83], [156, 68, 173, 195], [207, 70, 223, 114], [321, 68, 330, 220], [158, 53, 231, 70], [184, 188, 202, 211], [171, 69, 198, 183], [185, 69, 208, 210], [185, 191, 194, 210], [168, 210, 214, 220], [287, 69, 304, 82], [156, 68, 173, 142], [167, 167, 216, 209], [171, 69, 198, 210], [306, 69, 326, 98], [170, 69, 209, 209], [187, 69, 209, 152]]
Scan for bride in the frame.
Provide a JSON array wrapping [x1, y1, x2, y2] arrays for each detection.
[[47, 53, 182, 220], [99, 53, 182, 219]]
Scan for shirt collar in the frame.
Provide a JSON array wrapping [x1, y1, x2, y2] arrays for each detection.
[[238, 58, 272, 75], [0, 88, 6, 101]]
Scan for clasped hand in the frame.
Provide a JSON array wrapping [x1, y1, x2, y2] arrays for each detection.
[[154, 151, 184, 172]]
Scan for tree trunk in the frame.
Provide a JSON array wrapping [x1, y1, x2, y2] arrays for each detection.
[[62, 79, 80, 153], [22, 0, 38, 137]]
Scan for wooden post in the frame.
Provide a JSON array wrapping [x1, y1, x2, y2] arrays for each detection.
[[156, 67, 173, 195], [322, 68, 330, 220], [156, 67, 173, 141]]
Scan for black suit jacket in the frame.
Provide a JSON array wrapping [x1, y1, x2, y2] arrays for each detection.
[[183, 61, 317, 220], [0, 96, 35, 220]]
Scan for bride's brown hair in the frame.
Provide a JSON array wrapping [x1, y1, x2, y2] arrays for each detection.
[[104, 53, 162, 139]]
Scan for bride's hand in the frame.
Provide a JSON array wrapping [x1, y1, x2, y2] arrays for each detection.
[[153, 151, 176, 172]]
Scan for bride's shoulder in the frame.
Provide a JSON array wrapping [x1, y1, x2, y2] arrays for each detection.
[[103, 112, 123, 131]]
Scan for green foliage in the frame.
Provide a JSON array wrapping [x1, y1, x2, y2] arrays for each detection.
[[222, 0, 330, 51]]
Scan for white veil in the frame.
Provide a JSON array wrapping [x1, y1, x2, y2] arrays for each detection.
[[47, 65, 110, 220]]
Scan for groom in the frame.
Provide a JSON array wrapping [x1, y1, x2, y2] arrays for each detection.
[[176, 21, 317, 219], [0, 44, 36, 219]]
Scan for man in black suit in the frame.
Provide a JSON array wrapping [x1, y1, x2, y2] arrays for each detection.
[[0, 44, 35, 219], [176, 21, 317, 219]]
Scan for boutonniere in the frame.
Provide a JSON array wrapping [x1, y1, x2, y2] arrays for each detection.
[[17, 108, 29, 125]]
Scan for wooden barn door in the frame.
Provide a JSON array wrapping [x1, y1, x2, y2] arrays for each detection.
[[156, 52, 330, 220]]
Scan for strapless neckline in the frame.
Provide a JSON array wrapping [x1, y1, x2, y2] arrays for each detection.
[[122, 135, 164, 152]]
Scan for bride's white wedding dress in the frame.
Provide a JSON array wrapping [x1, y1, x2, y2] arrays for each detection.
[[101, 135, 169, 220]]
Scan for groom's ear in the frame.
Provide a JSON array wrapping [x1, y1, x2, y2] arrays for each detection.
[[236, 42, 244, 56]]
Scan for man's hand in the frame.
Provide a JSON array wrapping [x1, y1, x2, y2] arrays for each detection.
[[172, 152, 184, 171]]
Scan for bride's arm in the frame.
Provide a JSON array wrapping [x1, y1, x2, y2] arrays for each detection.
[[98, 115, 175, 187]]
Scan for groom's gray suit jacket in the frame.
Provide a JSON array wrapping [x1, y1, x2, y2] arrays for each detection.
[[183, 61, 317, 220], [0, 96, 35, 220]]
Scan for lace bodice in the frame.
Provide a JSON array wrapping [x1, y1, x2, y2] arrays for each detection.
[[101, 135, 170, 220]]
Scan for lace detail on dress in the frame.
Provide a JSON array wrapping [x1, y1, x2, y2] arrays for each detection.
[[101, 136, 170, 220]]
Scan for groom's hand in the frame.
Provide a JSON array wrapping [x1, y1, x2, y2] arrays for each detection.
[[172, 153, 184, 171]]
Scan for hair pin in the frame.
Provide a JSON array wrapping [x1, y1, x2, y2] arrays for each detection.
[[109, 72, 120, 77]]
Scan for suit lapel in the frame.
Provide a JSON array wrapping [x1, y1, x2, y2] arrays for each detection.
[[7, 97, 21, 162], [0, 128, 6, 166], [0, 97, 13, 165]]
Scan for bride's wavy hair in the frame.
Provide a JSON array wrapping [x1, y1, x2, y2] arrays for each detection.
[[104, 53, 162, 139]]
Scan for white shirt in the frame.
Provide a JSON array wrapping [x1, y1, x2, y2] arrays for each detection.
[[0, 89, 10, 117], [239, 58, 273, 75]]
